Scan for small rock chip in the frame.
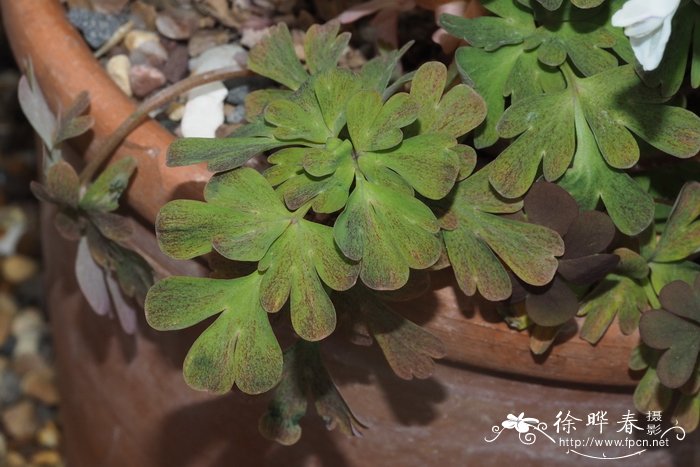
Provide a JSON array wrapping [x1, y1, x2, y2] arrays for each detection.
[[22, 368, 59, 406], [162, 45, 189, 83], [0, 206, 27, 256], [130, 40, 169, 68], [5, 451, 26, 467], [0, 292, 18, 345], [106, 54, 132, 96], [12, 353, 49, 377], [225, 106, 246, 125], [181, 83, 228, 138], [2, 400, 40, 441], [155, 11, 199, 40], [37, 421, 60, 449], [92, 0, 129, 14], [188, 29, 231, 57], [130, 1, 157, 30], [67, 8, 129, 49], [124, 30, 159, 52], [0, 365, 22, 406], [1, 255, 38, 284], [225, 85, 251, 106], [167, 103, 185, 122], [31, 450, 62, 466], [340, 48, 367, 71], [188, 44, 247, 74], [11, 309, 46, 358], [129, 64, 166, 98], [11, 308, 46, 339], [182, 44, 246, 138], [240, 27, 271, 49]]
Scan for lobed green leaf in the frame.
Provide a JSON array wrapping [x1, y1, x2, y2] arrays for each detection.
[[248, 23, 308, 91], [145, 273, 283, 395], [334, 179, 441, 290]]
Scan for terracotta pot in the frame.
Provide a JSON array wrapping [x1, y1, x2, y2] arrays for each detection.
[[3, 1, 699, 465]]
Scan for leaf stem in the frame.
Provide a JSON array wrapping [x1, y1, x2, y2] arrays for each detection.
[[560, 62, 578, 89], [292, 201, 313, 220], [79, 66, 253, 184]]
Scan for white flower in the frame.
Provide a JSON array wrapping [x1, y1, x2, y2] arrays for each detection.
[[502, 413, 540, 433], [612, 0, 681, 71]]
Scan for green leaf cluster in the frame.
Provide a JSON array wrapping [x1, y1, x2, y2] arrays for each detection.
[[150, 22, 485, 398], [442, 166, 564, 301], [144, 11, 700, 442], [441, 0, 700, 236], [579, 182, 700, 345], [630, 342, 700, 433], [147, 21, 569, 431], [575, 180, 700, 433]]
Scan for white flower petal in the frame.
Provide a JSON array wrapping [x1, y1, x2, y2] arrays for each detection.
[[502, 420, 518, 429], [612, 0, 681, 72], [612, 0, 680, 27], [515, 422, 531, 433], [623, 16, 664, 38]]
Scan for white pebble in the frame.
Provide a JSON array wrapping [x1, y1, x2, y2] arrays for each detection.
[[124, 30, 159, 52], [106, 54, 132, 97], [181, 45, 247, 138]]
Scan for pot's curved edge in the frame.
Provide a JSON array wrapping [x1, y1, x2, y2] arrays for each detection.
[[2, 0, 211, 225], [0, 0, 639, 388]]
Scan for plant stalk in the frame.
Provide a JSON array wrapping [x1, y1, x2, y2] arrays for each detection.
[[79, 66, 252, 184]]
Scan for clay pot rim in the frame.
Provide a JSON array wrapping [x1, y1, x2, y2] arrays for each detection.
[[0, 0, 640, 388]]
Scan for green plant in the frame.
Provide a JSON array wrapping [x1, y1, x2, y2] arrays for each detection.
[[144, 21, 565, 442], [442, 0, 700, 432], [23, 0, 699, 446], [441, 0, 700, 236], [19, 69, 153, 333], [501, 181, 619, 353]]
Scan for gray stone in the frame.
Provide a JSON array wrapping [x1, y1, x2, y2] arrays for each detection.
[[67, 8, 129, 49], [225, 85, 250, 106], [155, 11, 198, 40], [162, 45, 189, 83], [129, 40, 169, 68], [0, 367, 21, 406], [225, 106, 246, 125]]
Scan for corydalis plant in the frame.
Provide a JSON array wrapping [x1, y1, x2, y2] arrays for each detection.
[[504, 182, 619, 353], [641, 275, 700, 389], [630, 343, 700, 432], [441, 0, 700, 236], [631, 275, 700, 432], [577, 181, 700, 431], [147, 22, 471, 395], [579, 182, 700, 344], [19, 71, 153, 334], [168, 22, 488, 291], [145, 20, 564, 443], [439, 163, 564, 301]]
